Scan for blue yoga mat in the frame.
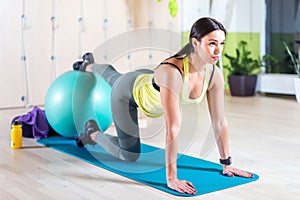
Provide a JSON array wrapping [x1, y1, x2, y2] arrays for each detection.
[[37, 136, 258, 197]]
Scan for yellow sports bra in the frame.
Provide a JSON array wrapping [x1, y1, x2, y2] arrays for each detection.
[[133, 73, 163, 118], [181, 57, 211, 104], [132, 57, 213, 118]]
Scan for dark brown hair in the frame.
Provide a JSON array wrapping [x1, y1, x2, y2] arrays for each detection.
[[175, 17, 226, 57]]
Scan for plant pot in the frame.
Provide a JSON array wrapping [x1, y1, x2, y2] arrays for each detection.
[[228, 75, 257, 96], [294, 78, 300, 103]]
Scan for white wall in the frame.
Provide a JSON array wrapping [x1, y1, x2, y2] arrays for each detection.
[[0, 0, 179, 109], [180, 0, 210, 32], [0, 0, 267, 109], [232, 0, 266, 56], [180, 0, 266, 58], [180, 0, 265, 32], [226, 0, 265, 33]]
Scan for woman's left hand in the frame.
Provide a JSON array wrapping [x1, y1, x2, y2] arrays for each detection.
[[222, 165, 254, 178]]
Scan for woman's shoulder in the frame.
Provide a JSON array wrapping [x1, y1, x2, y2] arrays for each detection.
[[158, 55, 184, 75], [207, 65, 224, 91]]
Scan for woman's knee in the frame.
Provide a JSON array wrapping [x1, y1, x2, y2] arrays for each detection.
[[120, 150, 140, 162]]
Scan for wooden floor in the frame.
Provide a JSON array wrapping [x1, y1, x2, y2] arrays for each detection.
[[1, 95, 300, 200]]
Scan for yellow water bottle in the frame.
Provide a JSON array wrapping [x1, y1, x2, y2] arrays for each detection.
[[11, 120, 22, 149]]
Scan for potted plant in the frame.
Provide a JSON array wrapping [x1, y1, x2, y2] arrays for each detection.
[[283, 42, 300, 103], [223, 40, 262, 96]]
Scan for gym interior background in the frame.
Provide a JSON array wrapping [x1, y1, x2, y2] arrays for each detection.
[[0, 0, 299, 199], [1, 0, 269, 108]]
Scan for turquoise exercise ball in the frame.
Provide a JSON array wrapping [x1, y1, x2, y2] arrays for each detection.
[[44, 70, 113, 138]]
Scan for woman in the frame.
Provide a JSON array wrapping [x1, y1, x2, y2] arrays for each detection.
[[75, 17, 253, 195]]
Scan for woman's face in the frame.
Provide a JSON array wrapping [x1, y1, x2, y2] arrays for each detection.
[[193, 30, 226, 65]]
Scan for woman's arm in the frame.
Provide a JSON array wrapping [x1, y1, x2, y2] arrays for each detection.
[[160, 85, 180, 184], [207, 67, 253, 178], [154, 66, 197, 194]]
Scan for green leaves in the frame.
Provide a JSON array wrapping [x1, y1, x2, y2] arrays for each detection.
[[168, 0, 178, 17], [156, 0, 178, 17], [283, 42, 300, 77], [224, 41, 261, 76]]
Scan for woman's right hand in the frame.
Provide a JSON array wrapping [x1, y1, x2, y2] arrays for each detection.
[[167, 178, 197, 194], [155, 64, 196, 195]]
